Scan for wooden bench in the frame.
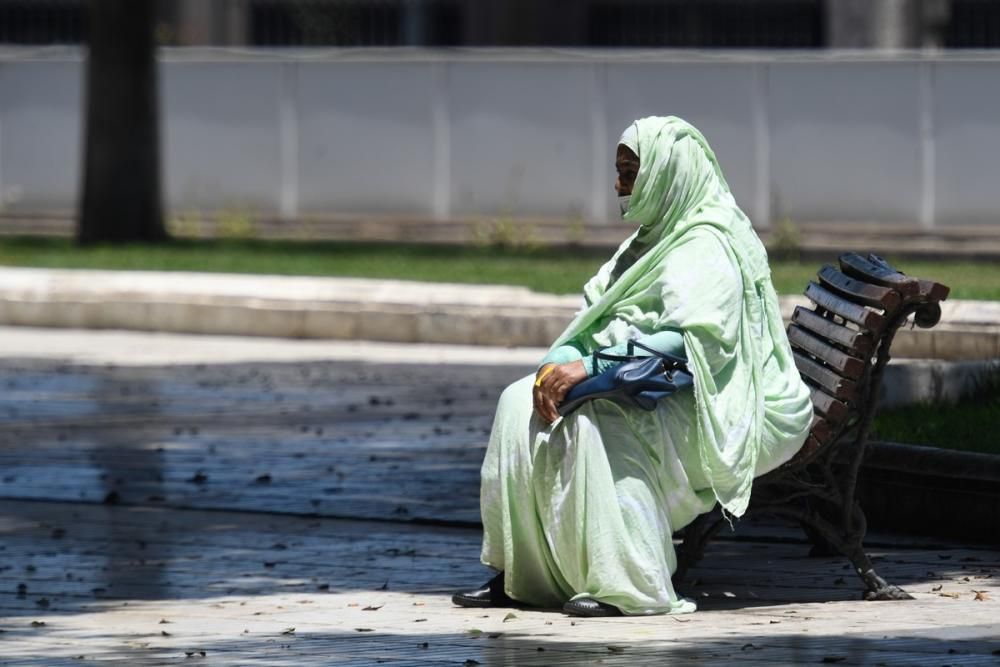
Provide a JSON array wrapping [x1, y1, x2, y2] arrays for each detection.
[[673, 252, 951, 601]]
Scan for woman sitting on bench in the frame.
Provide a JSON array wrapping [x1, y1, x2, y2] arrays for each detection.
[[453, 116, 813, 617]]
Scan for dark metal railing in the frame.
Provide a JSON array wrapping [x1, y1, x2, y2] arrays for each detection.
[[1, 0, 998, 49]]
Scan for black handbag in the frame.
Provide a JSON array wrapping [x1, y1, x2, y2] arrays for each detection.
[[557, 339, 694, 417]]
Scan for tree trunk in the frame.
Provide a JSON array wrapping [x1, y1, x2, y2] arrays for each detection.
[[78, 0, 166, 244]]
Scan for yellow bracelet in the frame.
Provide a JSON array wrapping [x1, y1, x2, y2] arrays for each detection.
[[534, 364, 556, 387]]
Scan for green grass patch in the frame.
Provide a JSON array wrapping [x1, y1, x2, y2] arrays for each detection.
[[0, 236, 998, 299], [0, 237, 606, 295], [872, 374, 1000, 455]]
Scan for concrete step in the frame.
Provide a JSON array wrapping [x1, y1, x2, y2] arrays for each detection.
[[0, 266, 996, 360]]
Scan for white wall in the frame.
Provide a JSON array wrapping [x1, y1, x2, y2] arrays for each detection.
[[2, 48, 1000, 229]]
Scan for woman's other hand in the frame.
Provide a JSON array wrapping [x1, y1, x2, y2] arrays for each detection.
[[532, 360, 588, 424]]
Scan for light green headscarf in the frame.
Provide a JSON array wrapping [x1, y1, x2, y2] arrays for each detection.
[[551, 116, 810, 517]]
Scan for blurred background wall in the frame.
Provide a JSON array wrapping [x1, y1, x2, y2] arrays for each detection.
[[1, 0, 999, 230]]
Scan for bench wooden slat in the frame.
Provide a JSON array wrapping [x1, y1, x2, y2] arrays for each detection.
[[788, 325, 866, 380], [818, 265, 901, 311], [787, 434, 824, 466], [804, 282, 885, 332], [793, 350, 856, 400], [809, 415, 835, 446], [838, 253, 920, 297], [917, 279, 951, 302], [791, 307, 874, 356], [808, 384, 849, 423]]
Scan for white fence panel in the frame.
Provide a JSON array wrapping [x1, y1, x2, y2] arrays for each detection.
[[162, 61, 285, 214], [1, 49, 1000, 230], [769, 61, 924, 225], [297, 61, 439, 217], [933, 62, 1000, 227], [0, 60, 82, 211]]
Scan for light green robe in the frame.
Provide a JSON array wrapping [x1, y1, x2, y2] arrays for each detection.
[[480, 117, 813, 615]]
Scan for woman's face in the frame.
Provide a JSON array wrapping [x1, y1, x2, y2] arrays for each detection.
[[615, 145, 640, 196]]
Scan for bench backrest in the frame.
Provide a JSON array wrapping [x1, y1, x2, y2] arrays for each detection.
[[784, 253, 950, 467]]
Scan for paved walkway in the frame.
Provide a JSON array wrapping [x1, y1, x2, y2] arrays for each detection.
[[0, 329, 997, 665]]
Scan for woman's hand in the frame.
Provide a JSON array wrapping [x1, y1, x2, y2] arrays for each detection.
[[532, 360, 588, 424]]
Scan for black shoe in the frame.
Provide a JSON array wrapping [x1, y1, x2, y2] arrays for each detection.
[[562, 597, 622, 617], [452, 572, 514, 608]]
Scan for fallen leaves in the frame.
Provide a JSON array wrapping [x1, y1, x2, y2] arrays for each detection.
[[502, 612, 517, 622], [362, 604, 384, 611], [973, 590, 991, 601]]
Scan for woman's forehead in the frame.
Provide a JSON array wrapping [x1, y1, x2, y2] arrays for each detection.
[[616, 144, 639, 166]]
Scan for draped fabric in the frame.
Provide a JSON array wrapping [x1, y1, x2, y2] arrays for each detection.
[[479, 116, 813, 614]]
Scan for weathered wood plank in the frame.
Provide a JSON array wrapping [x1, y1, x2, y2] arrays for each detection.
[[788, 434, 824, 466], [791, 307, 873, 356], [793, 351, 856, 400], [840, 252, 949, 302], [917, 278, 951, 302], [788, 325, 866, 380], [838, 252, 920, 297], [807, 385, 849, 423], [818, 265, 901, 311], [804, 283, 885, 332], [809, 415, 835, 446]]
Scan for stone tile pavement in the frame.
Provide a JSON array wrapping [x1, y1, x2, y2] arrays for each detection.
[[0, 328, 997, 665]]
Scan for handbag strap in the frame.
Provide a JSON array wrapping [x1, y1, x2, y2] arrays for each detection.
[[591, 338, 690, 373], [627, 338, 686, 365], [591, 349, 637, 363]]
